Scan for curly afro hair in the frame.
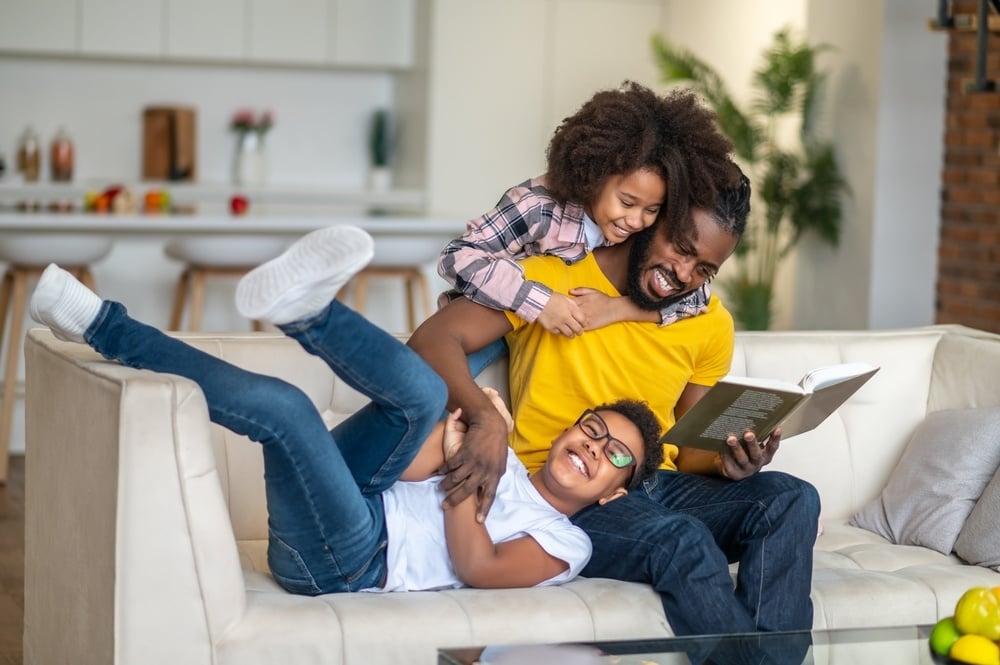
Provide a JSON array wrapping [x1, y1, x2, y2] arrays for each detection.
[[593, 399, 664, 489], [545, 81, 735, 238]]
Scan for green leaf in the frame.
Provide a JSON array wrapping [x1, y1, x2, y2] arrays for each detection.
[[651, 35, 764, 163], [787, 142, 848, 249]]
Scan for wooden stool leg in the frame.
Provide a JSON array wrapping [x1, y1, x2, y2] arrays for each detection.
[[0, 270, 13, 484], [337, 279, 352, 303], [404, 271, 418, 332], [413, 269, 432, 326], [78, 267, 97, 291], [188, 269, 207, 332], [0, 271, 14, 361], [353, 273, 370, 315], [169, 269, 191, 330], [0, 270, 29, 484]]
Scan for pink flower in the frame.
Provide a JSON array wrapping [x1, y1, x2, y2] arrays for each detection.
[[231, 109, 274, 134]]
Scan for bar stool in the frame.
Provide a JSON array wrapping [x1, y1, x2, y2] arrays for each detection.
[[0, 234, 113, 483], [346, 266, 432, 332], [339, 235, 437, 332], [165, 236, 289, 331]]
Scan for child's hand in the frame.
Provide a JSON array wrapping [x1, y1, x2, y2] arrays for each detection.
[[480, 387, 513, 433], [569, 288, 618, 330], [570, 287, 660, 330], [442, 408, 468, 460], [536, 292, 586, 337]]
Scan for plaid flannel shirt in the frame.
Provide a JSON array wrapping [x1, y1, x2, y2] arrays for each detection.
[[438, 176, 710, 324]]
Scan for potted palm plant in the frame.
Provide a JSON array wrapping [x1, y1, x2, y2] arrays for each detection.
[[652, 28, 848, 330]]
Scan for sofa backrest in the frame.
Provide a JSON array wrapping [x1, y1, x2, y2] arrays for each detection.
[[47, 325, 998, 546], [177, 325, 1000, 536]]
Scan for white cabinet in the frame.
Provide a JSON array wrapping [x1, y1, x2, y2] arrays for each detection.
[[0, 0, 416, 69], [248, 0, 328, 64], [0, 0, 77, 53], [165, 0, 246, 61], [79, 0, 163, 57], [332, 0, 415, 68]]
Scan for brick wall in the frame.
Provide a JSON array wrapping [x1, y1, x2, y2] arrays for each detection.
[[939, 0, 1000, 333]]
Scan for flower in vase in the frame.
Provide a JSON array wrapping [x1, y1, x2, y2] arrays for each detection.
[[230, 109, 274, 135]]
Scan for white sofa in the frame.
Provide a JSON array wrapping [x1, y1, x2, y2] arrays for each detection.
[[23, 324, 1000, 665]]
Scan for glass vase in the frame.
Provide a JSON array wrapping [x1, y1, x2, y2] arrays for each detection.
[[233, 131, 267, 186]]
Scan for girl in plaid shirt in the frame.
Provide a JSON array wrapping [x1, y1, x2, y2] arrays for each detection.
[[438, 81, 734, 346]]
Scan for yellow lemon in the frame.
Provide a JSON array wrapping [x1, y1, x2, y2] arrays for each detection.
[[949, 634, 1000, 665], [930, 616, 962, 656], [955, 587, 1000, 641]]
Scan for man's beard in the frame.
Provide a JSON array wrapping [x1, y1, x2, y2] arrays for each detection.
[[626, 228, 692, 311]]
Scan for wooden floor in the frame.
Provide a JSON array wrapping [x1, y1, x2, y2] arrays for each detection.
[[0, 456, 24, 665]]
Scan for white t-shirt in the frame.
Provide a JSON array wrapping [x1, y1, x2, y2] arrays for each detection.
[[377, 448, 591, 592]]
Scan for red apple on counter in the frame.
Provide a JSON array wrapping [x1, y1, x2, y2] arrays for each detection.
[[230, 194, 249, 216]]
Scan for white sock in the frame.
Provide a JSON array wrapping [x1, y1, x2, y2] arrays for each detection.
[[236, 225, 373, 325], [28, 263, 103, 343]]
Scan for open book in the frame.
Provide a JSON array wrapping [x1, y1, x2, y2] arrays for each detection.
[[662, 362, 879, 453]]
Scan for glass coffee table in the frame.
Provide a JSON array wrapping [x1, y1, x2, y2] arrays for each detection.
[[438, 624, 940, 664]]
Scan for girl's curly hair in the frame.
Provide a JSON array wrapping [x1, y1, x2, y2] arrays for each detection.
[[545, 81, 735, 237]]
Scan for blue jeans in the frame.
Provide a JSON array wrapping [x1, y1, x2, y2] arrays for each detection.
[[467, 337, 509, 378], [571, 469, 820, 636], [85, 299, 446, 595]]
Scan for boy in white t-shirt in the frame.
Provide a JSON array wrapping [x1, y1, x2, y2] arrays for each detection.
[[29, 225, 663, 594]]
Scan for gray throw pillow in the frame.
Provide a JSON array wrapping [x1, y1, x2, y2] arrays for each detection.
[[850, 407, 1000, 554], [954, 465, 1000, 571]]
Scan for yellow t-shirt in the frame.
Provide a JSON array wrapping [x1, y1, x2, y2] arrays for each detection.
[[503, 253, 734, 473]]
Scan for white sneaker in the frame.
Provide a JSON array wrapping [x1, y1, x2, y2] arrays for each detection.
[[236, 225, 374, 325], [28, 263, 103, 343]]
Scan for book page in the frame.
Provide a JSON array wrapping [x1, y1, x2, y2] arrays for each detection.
[[698, 388, 791, 440], [799, 362, 879, 392], [782, 366, 880, 437], [723, 374, 804, 394]]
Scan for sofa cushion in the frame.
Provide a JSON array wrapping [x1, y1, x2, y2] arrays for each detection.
[[954, 465, 1000, 571], [850, 407, 1000, 554]]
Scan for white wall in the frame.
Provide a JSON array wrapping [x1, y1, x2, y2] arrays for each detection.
[[422, 0, 667, 218], [0, 57, 393, 186], [798, 0, 946, 329], [867, 0, 946, 329], [796, 0, 884, 330]]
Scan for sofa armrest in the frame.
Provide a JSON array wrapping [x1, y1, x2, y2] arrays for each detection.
[[24, 329, 246, 665]]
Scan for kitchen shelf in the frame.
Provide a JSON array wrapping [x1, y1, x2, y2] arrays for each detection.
[[0, 180, 427, 213]]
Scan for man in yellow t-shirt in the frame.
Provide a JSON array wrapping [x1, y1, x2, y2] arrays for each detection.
[[502, 249, 733, 475], [409, 176, 820, 637]]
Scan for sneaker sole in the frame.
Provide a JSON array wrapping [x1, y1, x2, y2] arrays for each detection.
[[235, 225, 374, 320]]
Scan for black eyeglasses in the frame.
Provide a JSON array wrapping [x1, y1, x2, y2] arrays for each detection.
[[574, 409, 638, 486]]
